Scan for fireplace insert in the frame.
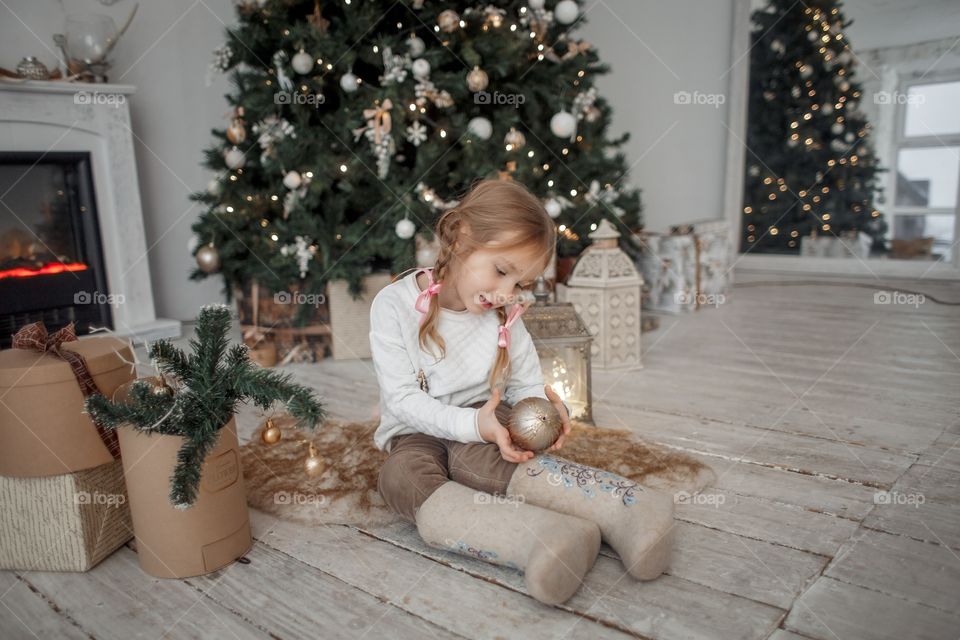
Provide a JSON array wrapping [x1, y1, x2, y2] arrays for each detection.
[[0, 151, 112, 347]]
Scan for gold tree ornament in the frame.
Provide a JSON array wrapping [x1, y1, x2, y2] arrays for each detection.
[[304, 443, 325, 477], [151, 377, 174, 397], [260, 418, 282, 444], [226, 107, 246, 144], [508, 397, 563, 453], [437, 9, 460, 32], [504, 127, 526, 150], [195, 243, 221, 274], [466, 66, 489, 92]]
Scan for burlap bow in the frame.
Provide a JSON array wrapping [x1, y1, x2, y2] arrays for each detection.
[[544, 39, 592, 63], [12, 321, 121, 460], [352, 99, 393, 145]]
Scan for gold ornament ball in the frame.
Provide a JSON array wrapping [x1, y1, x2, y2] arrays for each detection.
[[508, 397, 562, 453], [151, 380, 174, 397], [195, 243, 220, 273], [260, 419, 282, 444], [226, 118, 246, 144], [466, 66, 489, 92], [305, 444, 326, 477], [437, 9, 460, 32], [504, 127, 526, 150]]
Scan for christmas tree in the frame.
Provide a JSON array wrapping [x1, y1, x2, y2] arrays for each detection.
[[742, 0, 887, 254], [190, 0, 642, 304]]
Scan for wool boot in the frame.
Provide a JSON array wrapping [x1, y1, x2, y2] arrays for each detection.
[[415, 481, 601, 605], [506, 454, 675, 580]]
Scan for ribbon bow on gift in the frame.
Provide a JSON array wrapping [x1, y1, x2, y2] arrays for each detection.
[[12, 321, 122, 460], [414, 267, 442, 325], [352, 99, 393, 145], [497, 303, 528, 349]]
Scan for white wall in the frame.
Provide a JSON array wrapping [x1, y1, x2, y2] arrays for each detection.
[[579, 0, 738, 233], [1, 0, 232, 321], [2, 0, 741, 320]]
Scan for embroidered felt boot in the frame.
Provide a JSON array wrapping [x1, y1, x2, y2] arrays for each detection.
[[415, 481, 601, 605], [506, 454, 675, 580]]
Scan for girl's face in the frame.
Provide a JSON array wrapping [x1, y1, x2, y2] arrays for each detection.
[[441, 238, 547, 314]]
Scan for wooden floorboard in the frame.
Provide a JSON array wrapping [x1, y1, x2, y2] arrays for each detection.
[[2, 274, 958, 638]]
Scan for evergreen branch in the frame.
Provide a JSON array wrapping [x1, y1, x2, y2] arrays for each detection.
[[168, 421, 222, 509], [231, 365, 325, 430], [147, 340, 192, 382]]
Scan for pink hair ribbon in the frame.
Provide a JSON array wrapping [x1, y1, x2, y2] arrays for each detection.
[[497, 303, 527, 349], [414, 267, 442, 325]]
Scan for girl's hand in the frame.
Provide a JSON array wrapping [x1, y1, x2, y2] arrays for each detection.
[[477, 388, 535, 463], [544, 384, 572, 451]]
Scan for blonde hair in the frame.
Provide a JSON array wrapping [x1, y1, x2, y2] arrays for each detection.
[[418, 179, 556, 392]]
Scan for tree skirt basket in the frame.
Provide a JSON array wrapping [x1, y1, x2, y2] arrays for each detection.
[[240, 414, 716, 528]]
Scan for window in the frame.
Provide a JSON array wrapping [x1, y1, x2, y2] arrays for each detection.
[[891, 78, 960, 262]]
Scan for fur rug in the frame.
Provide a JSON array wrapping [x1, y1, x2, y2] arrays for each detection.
[[241, 414, 716, 528]]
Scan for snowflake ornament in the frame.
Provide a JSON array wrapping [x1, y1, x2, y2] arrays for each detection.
[[280, 236, 316, 278], [406, 121, 428, 146], [379, 46, 410, 85]]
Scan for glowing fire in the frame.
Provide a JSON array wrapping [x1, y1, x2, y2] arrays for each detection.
[[0, 262, 88, 280]]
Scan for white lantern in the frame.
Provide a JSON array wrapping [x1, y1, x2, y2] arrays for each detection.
[[557, 219, 643, 371]]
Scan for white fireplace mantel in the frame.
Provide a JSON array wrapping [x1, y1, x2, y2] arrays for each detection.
[[0, 80, 180, 343]]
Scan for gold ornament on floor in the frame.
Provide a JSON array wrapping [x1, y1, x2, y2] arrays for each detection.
[[260, 418, 282, 444], [258, 417, 326, 479], [466, 66, 488, 92], [509, 397, 563, 452], [195, 243, 221, 273], [305, 443, 325, 477]]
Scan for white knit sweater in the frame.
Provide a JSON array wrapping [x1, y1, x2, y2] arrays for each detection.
[[369, 270, 548, 452]]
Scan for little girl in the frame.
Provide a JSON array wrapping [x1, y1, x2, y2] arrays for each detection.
[[370, 179, 675, 605]]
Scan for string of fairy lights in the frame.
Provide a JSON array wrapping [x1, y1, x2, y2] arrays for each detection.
[[743, 4, 881, 249]]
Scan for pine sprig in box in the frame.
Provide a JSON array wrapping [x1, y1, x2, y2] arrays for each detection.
[[86, 304, 325, 578]]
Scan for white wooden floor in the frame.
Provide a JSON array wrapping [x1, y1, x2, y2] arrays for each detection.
[[3, 273, 959, 639]]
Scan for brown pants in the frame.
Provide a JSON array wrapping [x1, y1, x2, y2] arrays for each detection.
[[378, 401, 518, 522]]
